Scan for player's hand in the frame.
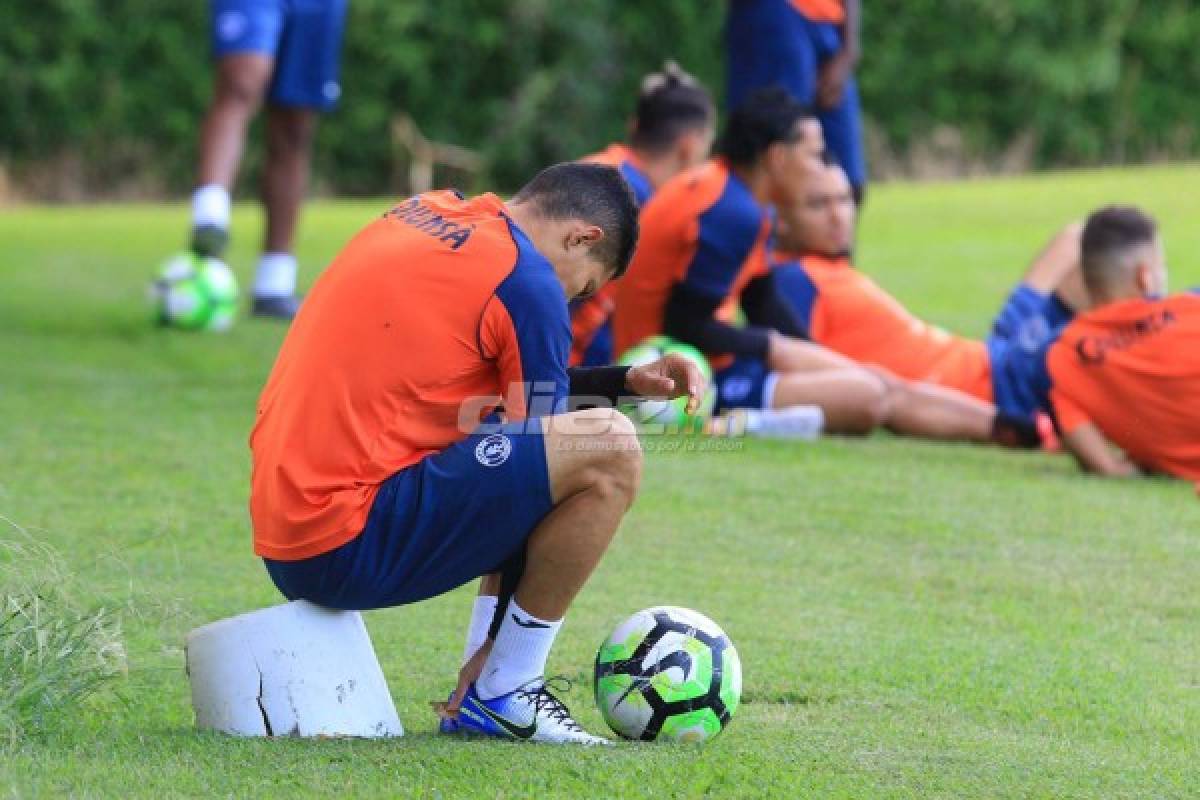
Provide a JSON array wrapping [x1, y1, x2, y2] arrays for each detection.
[[816, 51, 855, 110], [625, 353, 706, 414], [444, 638, 493, 716]]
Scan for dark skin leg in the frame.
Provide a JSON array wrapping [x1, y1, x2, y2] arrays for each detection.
[[261, 105, 318, 254], [196, 54, 273, 189]]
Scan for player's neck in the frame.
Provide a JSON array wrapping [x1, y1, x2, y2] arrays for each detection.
[[636, 152, 678, 191], [1089, 284, 1146, 308], [727, 162, 770, 205]]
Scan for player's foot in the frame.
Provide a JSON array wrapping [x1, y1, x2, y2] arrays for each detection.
[[190, 224, 229, 259], [252, 294, 302, 320], [435, 691, 464, 735], [454, 678, 609, 745]]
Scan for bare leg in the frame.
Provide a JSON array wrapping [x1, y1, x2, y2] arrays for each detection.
[[1021, 222, 1089, 312], [879, 375, 995, 442], [770, 367, 890, 434], [262, 105, 318, 254], [196, 54, 273, 188], [514, 409, 642, 620]]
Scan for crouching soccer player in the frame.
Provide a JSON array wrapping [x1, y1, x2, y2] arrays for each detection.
[[249, 164, 704, 743]]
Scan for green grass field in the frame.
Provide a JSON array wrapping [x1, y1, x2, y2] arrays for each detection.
[[2, 166, 1199, 798]]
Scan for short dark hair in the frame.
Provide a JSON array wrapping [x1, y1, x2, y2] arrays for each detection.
[[630, 61, 715, 154], [720, 86, 812, 168], [1081, 205, 1158, 290], [512, 162, 640, 278]]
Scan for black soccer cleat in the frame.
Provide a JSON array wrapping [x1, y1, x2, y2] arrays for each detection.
[[252, 294, 303, 320], [190, 224, 230, 259]]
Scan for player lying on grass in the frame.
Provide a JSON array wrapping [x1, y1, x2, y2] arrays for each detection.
[[570, 62, 717, 367], [770, 155, 1086, 431], [1034, 206, 1200, 487], [612, 87, 1037, 445], [249, 163, 705, 744]]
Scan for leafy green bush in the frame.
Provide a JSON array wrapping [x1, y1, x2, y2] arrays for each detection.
[[0, 0, 1197, 197]]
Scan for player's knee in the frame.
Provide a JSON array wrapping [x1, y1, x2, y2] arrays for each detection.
[[215, 67, 268, 111], [848, 375, 891, 433], [268, 111, 317, 154], [569, 409, 641, 505]]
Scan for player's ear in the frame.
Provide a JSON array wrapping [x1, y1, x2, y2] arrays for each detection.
[[567, 223, 604, 252]]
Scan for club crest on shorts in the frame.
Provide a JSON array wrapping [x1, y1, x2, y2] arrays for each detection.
[[475, 433, 512, 467]]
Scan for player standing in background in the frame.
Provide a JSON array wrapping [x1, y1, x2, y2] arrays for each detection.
[[1038, 206, 1200, 487], [250, 163, 704, 744], [771, 156, 1084, 432], [570, 62, 717, 367], [725, 0, 867, 205], [613, 88, 1030, 445], [188, 0, 349, 319]]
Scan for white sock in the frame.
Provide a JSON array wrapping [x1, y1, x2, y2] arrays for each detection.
[[739, 410, 825, 441], [462, 595, 498, 666], [254, 252, 298, 298], [475, 598, 562, 700], [191, 184, 231, 230]]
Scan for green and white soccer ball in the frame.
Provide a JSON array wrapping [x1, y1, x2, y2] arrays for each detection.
[[618, 336, 715, 431], [594, 606, 742, 743], [152, 252, 239, 331]]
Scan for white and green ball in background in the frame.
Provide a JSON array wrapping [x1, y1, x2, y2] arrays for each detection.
[[594, 606, 742, 743], [617, 336, 715, 431], [152, 252, 239, 332]]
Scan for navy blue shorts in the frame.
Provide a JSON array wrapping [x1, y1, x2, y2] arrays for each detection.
[[725, 0, 866, 188], [987, 285, 1074, 420], [211, 0, 348, 111], [264, 421, 553, 610], [714, 357, 780, 413]]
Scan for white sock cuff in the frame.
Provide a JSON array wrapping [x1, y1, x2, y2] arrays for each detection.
[[476, 598, 563, 699], [192, 184, 231, 230], [254, 251, 298, 297], [462, 595, 499, 666]]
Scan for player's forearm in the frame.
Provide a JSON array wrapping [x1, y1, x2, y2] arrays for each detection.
[[1062, 425, 1138, 478], [568, 366, 633, 408], [664, 284, 771, 358]]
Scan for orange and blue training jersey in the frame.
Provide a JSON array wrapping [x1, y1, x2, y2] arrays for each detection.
[[570, 144, 655, 366], [582, 144, 653, 207], [1042, 292, 1200, 488], [249, 191, 570, 561], [612, 159, 771, 370], [771, 254, 993, 401]]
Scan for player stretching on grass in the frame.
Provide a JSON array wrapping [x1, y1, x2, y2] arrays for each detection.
[[188, 0, 349, 319], [1037, 206, 1200, 486], [570, 61, 717, 367], [250, 164, 704, 743], [770, 156, 1085, 431], [612, 88, 1035, 445]]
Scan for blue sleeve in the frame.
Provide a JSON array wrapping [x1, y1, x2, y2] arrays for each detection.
[[495, 221, 571, 418], [770, 259, 819, 333], [619, 162, 654, 207], [681, 191, 763, 300]]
